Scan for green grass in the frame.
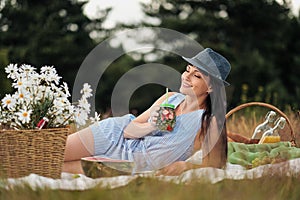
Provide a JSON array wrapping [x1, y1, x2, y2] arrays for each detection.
[[1, 176, 300, 200]]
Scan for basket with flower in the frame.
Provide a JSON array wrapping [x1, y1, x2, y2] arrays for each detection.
[[0, 64, 99, 179]]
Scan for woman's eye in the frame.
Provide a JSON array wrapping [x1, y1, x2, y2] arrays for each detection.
[[195, 75, 201, 78]]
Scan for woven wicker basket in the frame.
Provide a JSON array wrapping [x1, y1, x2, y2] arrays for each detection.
[[0, 127, 69, 179], [226, 102, 296, 146]]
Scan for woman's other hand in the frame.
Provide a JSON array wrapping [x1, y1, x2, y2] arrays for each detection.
[[156, 161, 192, 176]]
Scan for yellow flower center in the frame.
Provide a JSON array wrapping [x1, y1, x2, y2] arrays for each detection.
[[18, 81, 22, 86], [19, 93, 24, 98], [6, 100, 11, 104], [22, 112, 28, 117]]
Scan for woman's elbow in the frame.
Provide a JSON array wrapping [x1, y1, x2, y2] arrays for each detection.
[[123, 131, 137, 139]]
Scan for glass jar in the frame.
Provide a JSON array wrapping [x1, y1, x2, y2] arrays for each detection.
[[155, 103, 176, 132]]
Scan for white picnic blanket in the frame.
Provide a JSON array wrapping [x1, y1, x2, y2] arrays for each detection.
[[2, 158, 300, 191]]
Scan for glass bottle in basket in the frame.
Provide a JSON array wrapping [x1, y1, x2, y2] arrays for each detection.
[[259, 117, 286, 144], [251, 111, 276, 139]]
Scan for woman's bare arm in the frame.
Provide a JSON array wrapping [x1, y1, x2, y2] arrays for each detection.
[[123, 92, 177, 139]]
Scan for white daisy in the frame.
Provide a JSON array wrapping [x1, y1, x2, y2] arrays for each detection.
[[5, 64, 19, 79], [62, 82, 71, 97], [1, 94, 16, 110], [20, 64, 36, 74], [53, 97, 68, 111], [16, 88, 30, 103], [90, 112, 101, 123], [39, 72, 61, 86], [39, 73, 49, 83], [78, 97, 91, 112], [12, 77, 27, 90], [41, 65, 57, 75], [74, 108, 88, 127], [16, 109, 32, 124], [50, 73, 61, 85], [31, 71, 40, 80], [41, 66, 61, 85], [80, 83, 92, 98]]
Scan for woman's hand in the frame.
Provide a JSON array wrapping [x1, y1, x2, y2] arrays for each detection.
[[156, 161, 191, 176], [149, 105, 160, 126]]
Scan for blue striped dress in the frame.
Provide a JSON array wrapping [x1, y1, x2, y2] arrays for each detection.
[[90, 93, 204, 172]]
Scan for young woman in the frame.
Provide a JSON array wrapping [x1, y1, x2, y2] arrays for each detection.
[[63, 48, 231, 175]]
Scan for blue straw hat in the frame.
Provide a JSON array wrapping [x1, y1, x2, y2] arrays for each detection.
[[182, 48, 231, 86]]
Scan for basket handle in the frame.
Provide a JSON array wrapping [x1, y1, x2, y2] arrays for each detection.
[[226, 102, 296, 145]]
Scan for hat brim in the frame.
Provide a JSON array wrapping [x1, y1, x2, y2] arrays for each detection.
[[182, 56, 230, 86]]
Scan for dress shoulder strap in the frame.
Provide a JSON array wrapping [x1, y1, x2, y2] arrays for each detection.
[[162, 93, 185, 108]]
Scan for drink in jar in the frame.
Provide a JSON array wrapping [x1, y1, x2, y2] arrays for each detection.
[[155, 103, 176, 131]]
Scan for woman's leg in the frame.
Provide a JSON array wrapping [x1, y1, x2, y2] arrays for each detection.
[[63, 127, 94, 174], [62, 160, 84, 174]]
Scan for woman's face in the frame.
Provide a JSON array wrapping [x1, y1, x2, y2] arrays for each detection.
[[179, 65, 211, 98]]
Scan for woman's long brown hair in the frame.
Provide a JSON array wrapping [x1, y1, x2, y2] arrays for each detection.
[[199, 78, 228, 168]]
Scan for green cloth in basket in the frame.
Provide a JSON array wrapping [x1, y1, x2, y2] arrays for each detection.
[[228, 142, 300, 168]]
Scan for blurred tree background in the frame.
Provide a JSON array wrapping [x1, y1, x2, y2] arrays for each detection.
[[0, 0, 110, 97], [0, 0, 300, 115]]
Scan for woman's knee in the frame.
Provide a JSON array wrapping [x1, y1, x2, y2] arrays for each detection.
[[64, 131, 92, 161]]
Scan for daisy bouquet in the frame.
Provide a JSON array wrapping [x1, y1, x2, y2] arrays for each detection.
[[0, 63, 99, 130]]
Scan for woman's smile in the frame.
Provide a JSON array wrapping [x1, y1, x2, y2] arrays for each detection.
[[181, 81, 192, 88]]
